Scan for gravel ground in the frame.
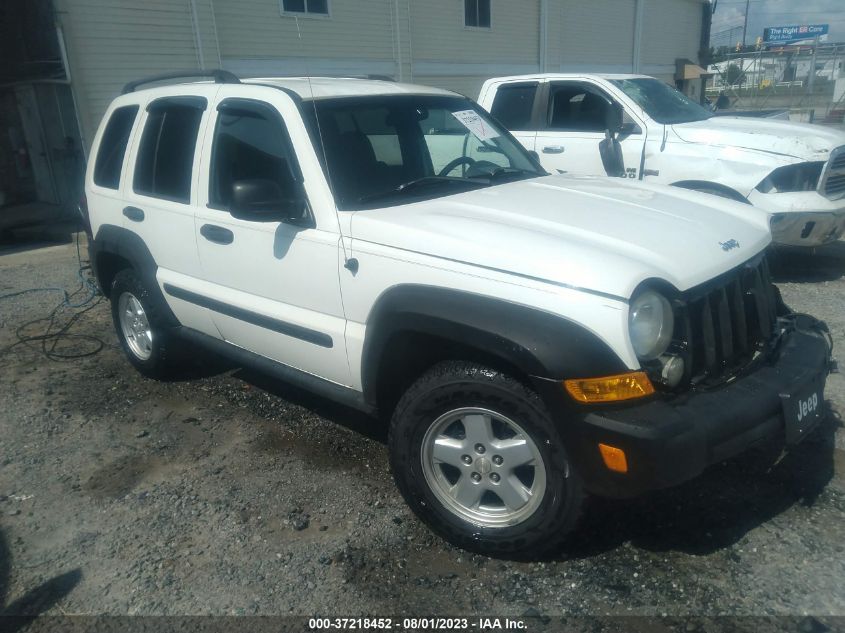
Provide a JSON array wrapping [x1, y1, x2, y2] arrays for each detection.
[[0, 236, 844, 621]]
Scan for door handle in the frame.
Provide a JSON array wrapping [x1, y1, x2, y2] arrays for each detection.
[[123, 206, 144, 222], [542, 145, 565, 154], [200, 224, 234, 245]]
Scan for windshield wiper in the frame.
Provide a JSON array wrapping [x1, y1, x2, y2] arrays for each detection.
[[468, 167, 544, 182], [357, 177, 489, 204]]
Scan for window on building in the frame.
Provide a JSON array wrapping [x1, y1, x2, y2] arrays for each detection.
[[93, 105, 139, 189], [465, 0, 491, 28], [281, 0, 329, 16], [134, 99, 204, 203], [209, 101, 299, 210], [490, 82, 537, 130], [548, 84, 611, 132]]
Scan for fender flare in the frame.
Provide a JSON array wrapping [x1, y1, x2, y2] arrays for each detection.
[[360, 285, 628, 406], [90, 224, 179, 327], [671, 180, 751, 204]]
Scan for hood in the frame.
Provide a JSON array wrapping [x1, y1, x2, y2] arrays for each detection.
[[672, 117, 845, 162], [350, 175, 772, 299]]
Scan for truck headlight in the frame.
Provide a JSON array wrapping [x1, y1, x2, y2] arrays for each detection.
[[628, 290, 674, 361], [756, 162, 825, 193]]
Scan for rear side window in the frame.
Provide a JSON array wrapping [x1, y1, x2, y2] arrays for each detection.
[[209, 100, 299, 209], [93, 105, 139, 189], [490, 83, 537, 130], [134, 99, 205, 203]]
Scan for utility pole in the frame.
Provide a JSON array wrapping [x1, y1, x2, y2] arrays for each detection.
[[741, 0, 750, 48], [738, 0, 750, 98], [807, 34, 819, 97]]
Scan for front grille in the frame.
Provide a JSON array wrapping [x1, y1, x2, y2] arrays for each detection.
[[826, 173, 845, 197], [680, 255, 777, 384], [821, 146, 845, 199]]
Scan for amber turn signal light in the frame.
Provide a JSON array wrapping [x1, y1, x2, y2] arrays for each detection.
[[564, 371, 655, 403], [598, 443, 628, 473]]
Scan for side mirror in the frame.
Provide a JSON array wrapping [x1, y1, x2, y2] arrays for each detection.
[[605, 103, 624, 138], [230, 178, 308, 224], [523, 149, 546, 174], [599, 136, 625, 178]]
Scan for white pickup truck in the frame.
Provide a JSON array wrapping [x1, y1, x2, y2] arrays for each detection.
[[478, 74, 845, 247]]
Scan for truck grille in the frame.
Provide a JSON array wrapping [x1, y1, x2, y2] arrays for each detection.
[[680, 255, 777, 384], [820, 146, 845, 199]]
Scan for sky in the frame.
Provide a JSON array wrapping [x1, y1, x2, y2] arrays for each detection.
[[711, 0, 845, 46]]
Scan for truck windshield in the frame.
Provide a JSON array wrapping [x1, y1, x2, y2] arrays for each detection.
[[304, 95, 545, 210], [610, 78, 712, 125]]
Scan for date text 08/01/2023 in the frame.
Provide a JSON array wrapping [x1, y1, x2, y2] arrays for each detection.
[[308, 617, 529, 630]]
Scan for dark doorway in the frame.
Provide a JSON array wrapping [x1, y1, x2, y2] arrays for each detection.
[[0, 0, 83, 235]]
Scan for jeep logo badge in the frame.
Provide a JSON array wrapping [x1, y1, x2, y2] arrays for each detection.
[[720, 239, 740, 251]]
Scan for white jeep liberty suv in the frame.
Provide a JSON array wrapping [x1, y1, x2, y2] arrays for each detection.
[[82, 70, 834, 557]]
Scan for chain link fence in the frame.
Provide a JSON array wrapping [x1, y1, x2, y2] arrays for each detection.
[[706, 44, 845, 125]]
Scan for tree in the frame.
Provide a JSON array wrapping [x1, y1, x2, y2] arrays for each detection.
[[725, 63, 745, 86]]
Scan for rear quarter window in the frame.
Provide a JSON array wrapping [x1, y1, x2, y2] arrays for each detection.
[[490, 83, 538, 130], [133, 99, 205, 203], [93, 105, 139, 189]]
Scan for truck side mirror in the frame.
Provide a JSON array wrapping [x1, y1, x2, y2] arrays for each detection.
[[599, 136, 625, 178], [230, 178, 309, 225], [527, 149, 542, 166], [605, 103, 624, 138]]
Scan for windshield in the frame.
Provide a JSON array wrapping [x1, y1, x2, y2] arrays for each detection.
[[305, 95, 545, 209], [610, 78, 712, 125]]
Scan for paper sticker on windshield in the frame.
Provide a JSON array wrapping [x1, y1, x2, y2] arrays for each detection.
[[451, 110, 500, 140]]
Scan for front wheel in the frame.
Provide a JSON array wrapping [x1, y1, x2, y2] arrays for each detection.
[[389, 361, 586, 558]]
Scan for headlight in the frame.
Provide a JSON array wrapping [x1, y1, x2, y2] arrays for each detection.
[[628, 290, 674, 361], [756, 162, 825, 193]]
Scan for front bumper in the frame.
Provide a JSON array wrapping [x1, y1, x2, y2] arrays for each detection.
[[540, 318, 833, 499], [769, 211, 845, 247], [747, 189, 845, 246]]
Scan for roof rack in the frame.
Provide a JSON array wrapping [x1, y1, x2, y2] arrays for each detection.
[[249, 74, 395, 82], [121, 69, 240, 95]]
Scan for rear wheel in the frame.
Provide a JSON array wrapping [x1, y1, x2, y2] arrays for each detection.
[[389, 361, 585, 558], [110, 268, 180, 379]]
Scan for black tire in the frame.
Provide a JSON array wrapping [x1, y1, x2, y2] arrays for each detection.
[[389, 361, 586, 558], [110, 268, 180, 379]]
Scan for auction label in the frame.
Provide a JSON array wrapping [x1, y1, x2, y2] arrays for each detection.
[[308, 617, 528, 631], [450, 110, 500, 140]]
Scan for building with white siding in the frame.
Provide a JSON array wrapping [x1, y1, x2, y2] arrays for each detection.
[[2, 0, 709, 209]]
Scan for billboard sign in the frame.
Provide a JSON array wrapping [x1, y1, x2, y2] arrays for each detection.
[[763, 24, 829, 44]]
